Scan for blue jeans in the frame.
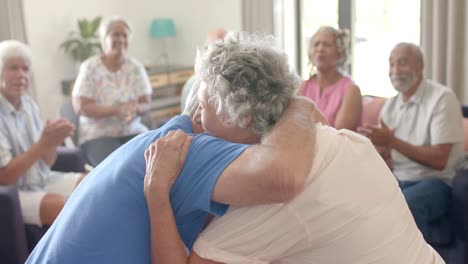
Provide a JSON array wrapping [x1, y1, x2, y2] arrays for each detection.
[[399, 179, 452, 238]]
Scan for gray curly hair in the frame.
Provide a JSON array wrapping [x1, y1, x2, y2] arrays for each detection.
[[310, 26, 350, 68], [183, 78, 202, 117], [99, 16, 132, 51], [195, 32, 300, 136]]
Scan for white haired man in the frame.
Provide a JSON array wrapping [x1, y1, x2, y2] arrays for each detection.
[[0, 40, 85, 227]]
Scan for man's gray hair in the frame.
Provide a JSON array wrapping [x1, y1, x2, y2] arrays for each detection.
[[0, 40, 32, 77], [99, 16, 132, 51], [394, 42, 424, 66], [195, 32, 300, 136]]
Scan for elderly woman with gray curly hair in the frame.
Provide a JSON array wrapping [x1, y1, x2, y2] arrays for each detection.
[[300, 26, 362, 131]]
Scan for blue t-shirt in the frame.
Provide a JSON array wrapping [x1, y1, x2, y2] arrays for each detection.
[[26, 115, 248, 264]]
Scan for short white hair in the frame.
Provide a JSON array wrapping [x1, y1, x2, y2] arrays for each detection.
[[0, 40, 32, 76], [99, 16, 132, 50], [393, 42, 424, 66]]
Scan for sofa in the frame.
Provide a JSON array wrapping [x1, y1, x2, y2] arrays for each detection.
[[362, 96, 468, 264], [0, 146, 85, 264]]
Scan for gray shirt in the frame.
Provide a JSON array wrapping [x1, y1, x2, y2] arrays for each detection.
[[380, 79, 464, 183], [0, 94, 61, 190]]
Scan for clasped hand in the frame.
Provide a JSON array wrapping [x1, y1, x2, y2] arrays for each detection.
[[357, 119, 395, 147], [39, 118, 75, 147], [144, 130, 193, 202], [118, 99, 138, 123]]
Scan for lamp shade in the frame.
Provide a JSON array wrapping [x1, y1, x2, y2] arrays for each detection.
[[150, 18, 176, 38]]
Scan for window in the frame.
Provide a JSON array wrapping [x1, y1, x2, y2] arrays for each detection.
[[298, 0, 420, 97]]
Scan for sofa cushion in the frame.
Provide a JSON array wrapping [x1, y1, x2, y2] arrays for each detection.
[[463, 119, 468, 152], [361, 96, 387, 126]]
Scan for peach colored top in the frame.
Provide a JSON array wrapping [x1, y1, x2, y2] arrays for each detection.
[[194, 124, 445, 264], [301, 76, 357, 127]]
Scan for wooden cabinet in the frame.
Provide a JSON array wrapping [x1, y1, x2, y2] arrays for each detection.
[[146, 65, 194, 128]]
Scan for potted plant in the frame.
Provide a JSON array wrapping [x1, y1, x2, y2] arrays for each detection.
[[60, 16, 102, 63]]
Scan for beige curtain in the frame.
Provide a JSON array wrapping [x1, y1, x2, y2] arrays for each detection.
[[0, 0, 34, 97], [242, 0, 275, 35], [0, 0, 28, 42], [421, 0, 468, 103]]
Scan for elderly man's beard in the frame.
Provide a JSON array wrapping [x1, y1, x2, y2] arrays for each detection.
[[390, 72, 418, 93]]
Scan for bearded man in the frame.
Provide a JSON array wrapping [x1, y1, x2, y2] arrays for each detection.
[[360, 42, 464, 239]]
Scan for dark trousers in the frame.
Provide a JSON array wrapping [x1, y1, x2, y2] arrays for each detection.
[[81, 134, 137, 167], [399, 179, 452, 238]]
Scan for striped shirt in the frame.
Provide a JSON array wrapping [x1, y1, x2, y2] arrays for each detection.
[[0, 94, 61, 190]]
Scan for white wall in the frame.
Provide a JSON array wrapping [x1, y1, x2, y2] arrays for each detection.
[[22, 0, 242, 119]]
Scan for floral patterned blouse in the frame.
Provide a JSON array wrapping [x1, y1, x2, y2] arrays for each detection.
[[72, 55, 152, 144]]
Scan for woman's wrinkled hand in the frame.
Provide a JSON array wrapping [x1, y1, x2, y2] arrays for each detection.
[[117, 100, 138, 123], [144, 130, 193, 202]]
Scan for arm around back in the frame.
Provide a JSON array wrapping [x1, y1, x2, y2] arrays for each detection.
[[211, 97, 327, 206]]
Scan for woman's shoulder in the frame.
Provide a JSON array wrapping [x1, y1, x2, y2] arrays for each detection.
[[339, 75, 360, 93], [300, 76, 318, 92], [339, 74, 356, 86], [83, 55, 101, 64], [79, 55, 102, 70], [126, 57, 145, 69], [303, 75, 318, 84]]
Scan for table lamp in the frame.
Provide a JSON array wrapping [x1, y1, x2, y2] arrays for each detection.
[[150, 18, 176, 70]]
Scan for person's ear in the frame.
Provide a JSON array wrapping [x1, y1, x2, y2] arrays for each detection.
[[244, 113, 253, 128], [192, 121, 204, 134]]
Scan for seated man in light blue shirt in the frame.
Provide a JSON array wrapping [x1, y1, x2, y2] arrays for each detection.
[[360, 42, 464, 238], [26, 32, 324, 263], [0, 40, 85, 228]]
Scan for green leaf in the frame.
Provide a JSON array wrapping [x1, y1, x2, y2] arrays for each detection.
[[60, 16, 102, 63], [60, 38, 81, 52], [91, 16, 102, 35]]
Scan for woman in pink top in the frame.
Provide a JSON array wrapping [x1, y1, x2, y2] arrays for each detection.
[[300, 26, 362, 130]]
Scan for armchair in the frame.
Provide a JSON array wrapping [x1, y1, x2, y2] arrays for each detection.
[[0, 146, 85, 264]]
